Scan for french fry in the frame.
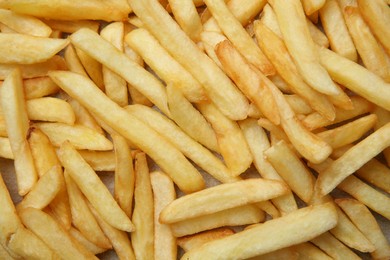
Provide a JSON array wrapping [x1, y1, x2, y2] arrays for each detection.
[[0, 34, 68, 64], [311, 232, 361, 260], [216, 40, 280, 125], [336, 199, 390, 259], [64, 171, 112, 249], [160, 179, 288, 224], [374, 107, 390, 166], [343, 7, 390, 82], [26, 97, 75, 125], [129, 0, 250, 120], [177, 228, 235, 252], [36, 122, 112, 151], [58, 141, 134, 232], [319, 0, 357, 61], [200, 31, 227, 68], [49, 70, 205, 193], [301, 0, 326, 15], [203, 0, 274, 75], [256, 201, 281, 219], [112, 134, 134, 217], [68, 227, 107, 255], [64, 44, 89, 77], [167, 84, 219, 153], [171, 205, 265, 237], [250, 248, 299, 260], [315, 122, 390, 197], [254, 21, 335, 121], [23, 77, 60, 99], [319, 46, 390, 111], [150, 171, 177, 260], [19, 207, 97, 259], [306, 18, 329, 48], [357, 0, 390, 56], [182, 202, 337, 259], [0, 137, 13, 159], [78, 150, 116, 172], [0, 243, 13, 260], [355, 158, 390, 193], [0, 9, 52, 37], [1, 69, 37, 195], [101, 22, 128, 106], [71, 28, 171, 116], [293, 242, 332, 260], [258, 118, 290, 144], [75, 48, 105, 90], [44, 19, 100, 33], [0, 0, 131, 21], [284, 95, 313, 115], [131, 153, 154, 260], [125, 28, 207, 103], [196, 102, 252, 176]]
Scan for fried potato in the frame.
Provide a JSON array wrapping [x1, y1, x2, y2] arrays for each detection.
[[23, 77, 60, 99], [200, 31, 227, 68], [293, 242, 332, 260], [68, 227, 107, 255], [0, 243, 13, 260], [355, 158, 390, 193], [178, 228, 235, 252], [78, 150, 116, 172], [301, 0, 326, 15], [311, 232, 361, 260], [169, 0, 203, 41], [44, 19, 100, 33], [0, 137, 13, 159], [75, 48, 104, 90], [64, 44, 89, 76], [26, 97, 75, 124]]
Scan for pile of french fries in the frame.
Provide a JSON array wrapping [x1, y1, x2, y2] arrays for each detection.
[[0, 0, 389, 259]]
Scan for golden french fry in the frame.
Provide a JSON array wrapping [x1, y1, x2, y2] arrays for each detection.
[[250, 248, 299, 260], [306, 18, 329, 48], [293, 242, 332, 260], [374, 107, 390, 166], [131, 153, 154, 260], [68, 227, 107, 255], [129, 0, 249, 120], [78, 150, 116, 172], [126, 104, 239, 183], [64, 171, 112, 249], [319, 0, 357, 61], [171, 205, 265, 237], [36, 122, 112, 151], [23, 77, 60, 99], [284, 95, 313, 115], [101, 22, 128, 106], [169, 0, 203, 41], [64, 44, 89, 76], [160, 179, 288, 224], [0, 34, 68, 64], [301, 0, 326, 15], [0, 9, 52, 37], [1, 69, 37, 195], [178, 228, 235, 252], [19, 207, 97, 259], [125, 28, 206, 103], [182, 202, 337, 259], [49, 70, 205, 193], [355, 158, 390, 193], [336, 198, 390, 259], [75, 48, 104, 90], [256, 201, 281, 219], [26, 97, 75, 124], [0, 137, 13, 159], [150, 171, 177, 260], [311, 232, 361, 260], [200, 31, 226, 68], [0, 0, 130, 21], [58, 141, 134, 232], [44, 19, 100, 33], [166, 84, 219, 153], [0, 243, 13, 260]]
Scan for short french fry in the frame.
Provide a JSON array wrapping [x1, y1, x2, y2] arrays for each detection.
[[177, 228, 235, 252], [311, 232, 361, 260], [169, 0, 203, 41], [151, 171, 177, 260], [160, 179, 288, 224], [58, 141, 134, 232], [23, 77, 60, 99], [68, 227, 107, 255], [1, 68, 37, 195], [26, 97, 75, 125], [131, 153, 154, 260]]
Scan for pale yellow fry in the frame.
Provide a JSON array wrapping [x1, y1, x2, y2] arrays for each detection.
[[204, 0, 274, 75], [101, 22, 128, 107], [319, 47, 390, 111], [27, 97, 75, 124], [0, 0, 130, 21], [169, 0, 203, 41], [343, 6, 390, 82], [8, 227, 57, 260], [125, 28, 206, 103], [319, 0, 357, 61], [71, 28, 170, 116], [88, 205, 135, 260], [306, 18, 329, 48], [216, 40, 280, 125], [182, 202, 337, 259], [317, 114, 377, 149], [285, 95, 313, 115], [58, 141, 134, 232], [254, 21, 335, 121], [196, 102, 252, 176], [23, 77, 60, 99], [161, 179, 287, 224], [19, 207, 97, 259], [250, 248, 299, 260], [357, 0, 390, 56], [44, 19, 100, 33], [64, 44, 88, 77], [69, 227, 107, 255], [239, 119, 298, 215], [0, 243, 13, 260], [0, 34, 68, 64], [112, 134, 134, 218], [336, 199, 390, 259], [16, 165, 61, 211], [293, 242, 332, 260], [132, 153, 154, 260], [301, 0, 326, 15], [373, 103, 390, 167], [356, 158, 390, 193], [49, 70, 205, 193], [178, 228, 234, 252], [315, 122, 390, 196], [78, 150, 116, 172], [64, 171, 112, 249], [75, 48, 104, 90], [1, 69, 37, 195], [129, 0, 249, 120], [171, 205, 264, 237], [270, 0, 341, 96], [36, 122, 112, 151], [265, 140, 315, 203], [151, 171, 177, 260], [0, 55, 66, 80], [311, 232, 361, 260], [0, 23, 16, 33], [0, 137, 12, 159], [167, 84, 219, 153], [0, 9, 51, 37], [258, 118, 290, 144], [256, 201, 281, 219]]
